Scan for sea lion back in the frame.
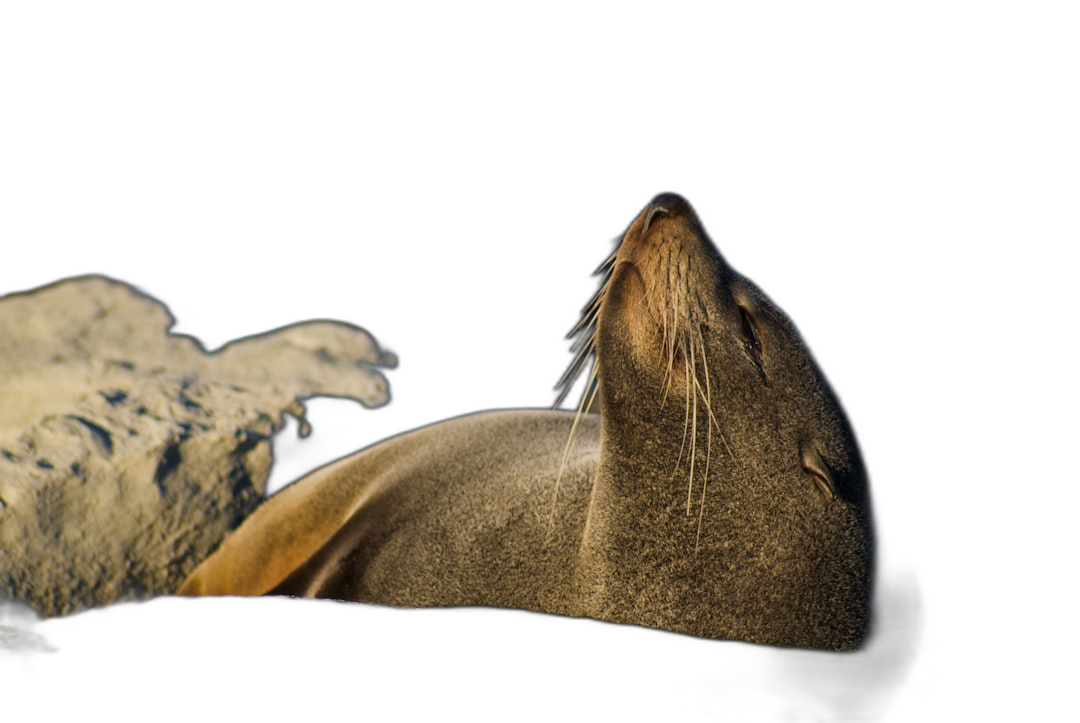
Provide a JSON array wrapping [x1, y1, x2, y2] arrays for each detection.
[[179, 410, 599, 609]]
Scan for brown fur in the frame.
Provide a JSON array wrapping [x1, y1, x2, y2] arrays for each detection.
[[178, 194, 873, 651]]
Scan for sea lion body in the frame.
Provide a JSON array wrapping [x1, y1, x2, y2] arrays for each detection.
[[179, 194, 873, 651], [180, 410, 598, 615]]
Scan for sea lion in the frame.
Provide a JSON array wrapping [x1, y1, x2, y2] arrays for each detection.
[[178, 193, 873, 651]]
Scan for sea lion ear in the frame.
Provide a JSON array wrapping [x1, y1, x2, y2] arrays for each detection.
[[800, 441, 836, 501]]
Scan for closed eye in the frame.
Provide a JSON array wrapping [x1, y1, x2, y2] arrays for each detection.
[[801, 443, 836, 501], [738, 304, 767, 383]]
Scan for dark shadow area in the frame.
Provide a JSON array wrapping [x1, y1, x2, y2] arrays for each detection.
[[8, 592, 915, 721]]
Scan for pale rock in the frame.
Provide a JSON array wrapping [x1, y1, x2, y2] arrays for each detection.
[[0, 276, 394, 616]]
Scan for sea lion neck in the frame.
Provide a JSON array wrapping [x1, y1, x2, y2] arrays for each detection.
[[564, 195, 873, 645], [591, 193, 732, 453], [574, 196, 736, 613]]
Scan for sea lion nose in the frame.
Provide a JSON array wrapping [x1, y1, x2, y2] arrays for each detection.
[[643, 193, 692, 233]]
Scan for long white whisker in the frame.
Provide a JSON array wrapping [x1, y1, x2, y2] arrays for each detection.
[[686, 335, 698, 517], [567, 299, 600, 339], [550, 236, 626, 536], [696, 331, 714, 552], [556, 335, 595, 390], [548, 359, 599, 537], [674, 334, 691, 477]]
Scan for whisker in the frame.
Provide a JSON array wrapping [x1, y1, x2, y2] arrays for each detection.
[[600, 245, 621, 271], [660, 287, 677, 409], [558, 248, 620, 405], [582, 367, 600, 416], [686, 334, 698, 516], [549, 235, 626, 536], [548, 359, 599, 536], [553, 337, 596, 408], [674, 334, 692, 478], [695, 331, 713, 552], [566, 292, 604, 339]]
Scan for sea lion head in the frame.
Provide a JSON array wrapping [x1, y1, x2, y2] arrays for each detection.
[[563, 193, 873, 650]]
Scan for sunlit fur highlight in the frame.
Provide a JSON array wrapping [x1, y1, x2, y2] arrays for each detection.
[[552, 215, 735, 547]]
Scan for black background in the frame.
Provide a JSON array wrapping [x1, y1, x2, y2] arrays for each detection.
[[2, 36, 1036, 717]]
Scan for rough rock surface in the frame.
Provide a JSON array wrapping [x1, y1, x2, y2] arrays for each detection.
[[0, 276, 395, 616]]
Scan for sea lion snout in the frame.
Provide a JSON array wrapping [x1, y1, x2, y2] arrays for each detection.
[[639, 191, 691, 231], [610, 194, 719, 346], [641, 192, 694, 234], [621, 193, 706, 269]]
